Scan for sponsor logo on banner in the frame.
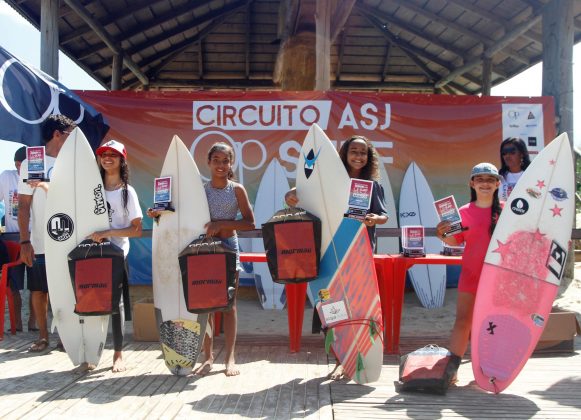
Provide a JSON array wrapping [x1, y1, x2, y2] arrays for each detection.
[[510, 198, 529, 215], [47, 213, 74, 241], [193, 101, 332, 130]]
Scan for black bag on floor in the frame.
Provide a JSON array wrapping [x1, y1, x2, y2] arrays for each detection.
[[261, 207, 321, 284], [68, 239, 125, 316], [398, 345, 461, 395], [179, 235, 237, 314]]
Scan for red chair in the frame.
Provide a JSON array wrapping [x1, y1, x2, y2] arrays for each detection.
[[0, 241, 20, 339]]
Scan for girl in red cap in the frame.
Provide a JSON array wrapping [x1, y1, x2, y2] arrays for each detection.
[[89, 140, 143, 372], [436, 162, 503, 383]]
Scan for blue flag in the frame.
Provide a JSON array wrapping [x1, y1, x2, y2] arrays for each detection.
[[0, 45, 109, 149]]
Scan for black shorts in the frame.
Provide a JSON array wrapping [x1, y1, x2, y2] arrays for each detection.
[[27, 254, 48, 293], [9, 263, 26, 291]]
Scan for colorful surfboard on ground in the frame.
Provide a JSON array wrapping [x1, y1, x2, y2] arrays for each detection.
[[399, 162, 446, 308], [296, 124, 383, 384], [44, 128, 109, 367], [471, 133, 574, 393], [252, 158, 288, 310], [152, 135, 209, 376]]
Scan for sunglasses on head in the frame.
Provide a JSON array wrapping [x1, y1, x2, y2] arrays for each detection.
[[501, 146, 518, 155]]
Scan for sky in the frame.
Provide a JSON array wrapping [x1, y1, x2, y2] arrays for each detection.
[[0, 0, 580, 176]]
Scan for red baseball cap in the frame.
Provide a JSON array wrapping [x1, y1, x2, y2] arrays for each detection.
[[96, 140, 127, 158]]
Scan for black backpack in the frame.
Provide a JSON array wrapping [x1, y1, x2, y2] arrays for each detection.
[[67, 239, 125, 316], [178, 235, 238, 313], [261, 207, 321, 284]]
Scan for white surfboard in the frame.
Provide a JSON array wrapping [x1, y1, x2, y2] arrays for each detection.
[[252, 159, 288, 310], [376, 163, 399, 254], [472, 133, 575, 393], [296, 124, 384, 384], [152, 135, 210, 376], [44, 128, 109, 367], [398, 162, 446, 308]]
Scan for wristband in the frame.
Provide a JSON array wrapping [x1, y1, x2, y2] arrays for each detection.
[[20, 240, 31, 245]]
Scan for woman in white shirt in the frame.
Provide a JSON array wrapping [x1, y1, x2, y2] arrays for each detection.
[[498, 137, 531, 202]]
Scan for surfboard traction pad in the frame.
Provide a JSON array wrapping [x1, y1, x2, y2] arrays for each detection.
[[156, 308, 208, 376]]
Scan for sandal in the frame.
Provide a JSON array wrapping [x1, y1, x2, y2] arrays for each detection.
[[28, 339, 49, 353]]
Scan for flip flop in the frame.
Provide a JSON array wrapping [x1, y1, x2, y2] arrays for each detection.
[[28, 339, 49, 353]]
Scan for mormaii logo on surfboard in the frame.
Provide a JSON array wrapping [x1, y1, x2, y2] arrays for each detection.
[[47, 213, 74, 241], [510, 198, 529, 215], [303, 148, 320, 179], [192, 101, 332, 130]]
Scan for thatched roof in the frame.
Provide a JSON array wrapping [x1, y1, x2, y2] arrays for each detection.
[[6, 0, 581, 94]]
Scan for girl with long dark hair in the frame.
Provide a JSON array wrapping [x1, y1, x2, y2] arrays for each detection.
[[89, 140, 143, 372]]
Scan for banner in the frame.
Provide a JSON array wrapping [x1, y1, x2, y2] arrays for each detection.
[[0, 46, 109, 149], [78, 91, 555, 285]]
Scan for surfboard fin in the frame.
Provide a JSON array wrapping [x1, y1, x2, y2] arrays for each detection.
[[324, 328, 334, 354], [355, 352, 365, 383], [369, 320, 378, 344]]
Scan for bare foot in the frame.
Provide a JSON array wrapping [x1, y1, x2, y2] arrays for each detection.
[[327, 363, 345, 381], [193, 358, 214, 376], [112, 351, 126, 373], [225, 362, 240, 377], [73, 362, 96, 374]]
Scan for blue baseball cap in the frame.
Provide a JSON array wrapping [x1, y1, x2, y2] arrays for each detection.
[[470, 162, 501, 180]]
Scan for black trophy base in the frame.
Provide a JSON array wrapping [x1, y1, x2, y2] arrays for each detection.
[[403, 248, 426, 258], [152, 202, 175, 213]]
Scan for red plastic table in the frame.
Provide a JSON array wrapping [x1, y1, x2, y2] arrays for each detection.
[[378, 254, 462, 354], [239, 252, 462, 354], [240, 253, 388, 353]]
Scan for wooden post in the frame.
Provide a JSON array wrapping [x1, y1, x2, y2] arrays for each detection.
[[541, 0, 575, 282], [481, 57, 492, 96], [315, 0, 332, 90], [40, 0, 59, 79], [111, 53, 122, 90]]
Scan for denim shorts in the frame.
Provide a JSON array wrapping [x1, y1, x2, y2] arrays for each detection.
[[221, 236, 242, 272]]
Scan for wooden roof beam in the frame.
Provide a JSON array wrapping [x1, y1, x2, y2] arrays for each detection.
[[524, 0, 581, 31], [363, 11, 487, 89], [381, 42, 392, 82], [335, 21, 347, 81], [330, 0, 356, 43], [363, 12, 472, 95], [78, 0, 218, 59], [356, 3, 470, 61], [116, 0, 218, 45], [435, 5, 546, 89], [123, 10, 239, 89], [390, 0, 530, 66], [445, 0, 542, 45], [62, 0, 148, 86], [245, 1, 252, 79], [60, 0, 167, 45], [91, 0, 248, 72]]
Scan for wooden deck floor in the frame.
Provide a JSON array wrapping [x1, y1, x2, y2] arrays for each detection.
[[0, 332, 580, 419]]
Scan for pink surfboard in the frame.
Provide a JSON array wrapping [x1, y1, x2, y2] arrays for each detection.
[[471, 133, 574, 393]]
